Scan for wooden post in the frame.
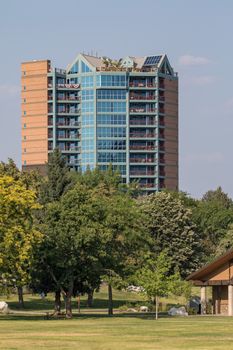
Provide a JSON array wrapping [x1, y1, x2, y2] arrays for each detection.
[[228, 285, 233, 316], [200, 286, 206, 314]]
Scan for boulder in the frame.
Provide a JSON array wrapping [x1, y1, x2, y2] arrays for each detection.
[[139, 306, 149, 312], [0, 301, 9, 314], [168, 306, 188, 316]]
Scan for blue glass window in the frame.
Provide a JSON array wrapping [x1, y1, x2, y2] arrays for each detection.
[[82, 152, 95, 163], [81, 76, 94, 87], [97, 102, 126, 113], [82, 101, 94, 113], [82, 90, 94, 100], [70, 62, 78, 73], [97, 114, 126, 125], [97, 127, 126, 138], [81, 61, 92, 73], [97, 140, 126, 150], [97, 89, 126, 100], [82, 139, 94, 151], [96, 75, 126, 87], [97, 152, 126, 163], [82, 114, 94, 125], [82, 127, 94, 138]]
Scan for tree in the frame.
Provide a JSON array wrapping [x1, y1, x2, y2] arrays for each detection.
[[39, 148, 75, 204], [215, 224, 233, 257], [0, 176, 42, 307], [135, 252, 177, 319], [138, 192, 201, 276], [202, 187, 233, 209]]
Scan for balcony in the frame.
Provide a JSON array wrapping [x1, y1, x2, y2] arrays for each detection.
[[130, 108, 157, 114], [129, 145, 156, 151], [130, 132, 156, 138], [129, 95, 156, 101], [159, 83, 165, 89], [130, 119, 155, 126], [56, 121, 80, 127], [57, 96, 81, 101], [139, 183, 156, 188], [57, 134, 80, 140], [130, 170, 155, 176], [130, 158, 155, 163], [159, 96, 165, 102], [68, 159, 80, 165], [57, 109, 81, 115], [61, 146, 80, 152], [129, 82, 156, 88], [56, 83, 80, 89], [159, 108, 165, 114]]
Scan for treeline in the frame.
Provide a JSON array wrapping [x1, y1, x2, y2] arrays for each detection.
[[0, 150, 233, 318]]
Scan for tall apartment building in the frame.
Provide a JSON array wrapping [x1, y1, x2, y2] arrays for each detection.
[[21, 53, 178, 192]]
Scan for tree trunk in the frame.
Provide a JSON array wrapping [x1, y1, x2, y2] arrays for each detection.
[[66, 294, 72, 318], [87, 289, 94, 307], [65, 281, 74, 318], [17, 286, 24, 308], [155, 295, 159, 320], [54, 290, 61, 315], [108, 283, 113, 316]]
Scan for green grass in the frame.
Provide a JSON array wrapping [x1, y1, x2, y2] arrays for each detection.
[[1, 315, 233, 350], [0, 286, 225, 350]]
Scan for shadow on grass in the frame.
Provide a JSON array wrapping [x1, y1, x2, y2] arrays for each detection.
[[0, 312, 170, 322], [6, 297, 144, 311]]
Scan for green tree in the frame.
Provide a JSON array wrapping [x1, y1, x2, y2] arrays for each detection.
[[0, 176, 42, 307], [138, 192, 200, 276], [135, 252, 176, 319], [215, 224, 233, 256], [39, 148, 75, 204], [202, 187, 233, 209]]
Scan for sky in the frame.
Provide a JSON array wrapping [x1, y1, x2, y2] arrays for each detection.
[[0, 0, 232, 198]]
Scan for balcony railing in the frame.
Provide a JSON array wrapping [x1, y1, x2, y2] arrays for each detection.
[[68, 159, 80, 165], [57, 96, 81, 101], [57, 109, 81, 114], [130, 119, 155, 126], [130, 108, 157, 113], [159, 96, 165, 101], [130, 170, 155, 176], [56, 122, 80, 127], [159, 108, 165, 114], [129, 145, 156, 150], [130, 133, 156, 138], [61, 146, 80, 152], [56, 83, 80, 89], [139, 183, 155, 188], [130, 158, 155, 163], [130, 95, 156, 101], [129, 82, 156, 88]]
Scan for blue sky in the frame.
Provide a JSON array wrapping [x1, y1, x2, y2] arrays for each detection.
[[0, 0, 232, 198]]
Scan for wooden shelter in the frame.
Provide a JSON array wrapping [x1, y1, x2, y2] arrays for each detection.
[[187, 249, 233, 315]]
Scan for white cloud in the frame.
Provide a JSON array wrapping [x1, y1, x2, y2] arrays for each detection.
[[0, 84, 20, 96], [191, 75, 216, 86], [179, 55, 211, 66]]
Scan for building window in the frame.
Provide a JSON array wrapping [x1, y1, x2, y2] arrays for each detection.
[[81, 61, 92, 73], [97, 89, 126, 100], [24, 136, 26, 140], [23, 71, 26, 76], [96, 75, 126, 87], [24, 123, 26, 128], [23, 98, 26, 103], [97, 114, 126, 125], [97, 102, 126, 113], [24, 148, 26, 153], [81, 76, 94, 88], [97, 127, 126, 138], [24, 160, 27, 165], [23, 86, 26, 90], [24, 111, 26, 115], [97, 152, 126, 163]]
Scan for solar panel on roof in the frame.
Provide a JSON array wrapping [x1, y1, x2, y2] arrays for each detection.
[[144, 56, 162, 65]]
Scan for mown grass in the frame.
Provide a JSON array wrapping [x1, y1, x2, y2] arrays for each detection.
[[1, 315, 233, 350], [0, 285, 223, 350]]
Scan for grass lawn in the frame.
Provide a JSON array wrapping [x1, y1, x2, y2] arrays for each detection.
[[1, 315, 233, 350], [1, 285, 227, 350]]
